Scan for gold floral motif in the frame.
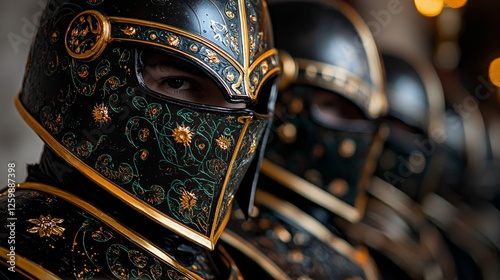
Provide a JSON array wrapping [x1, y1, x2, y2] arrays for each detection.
[[167, 35, 180, 47], [92, 103, 111, 124], [149, 33, 157, 40], [216, 135, 232, 150], [172, 124, 194, 147], [249, 40, 256, 55], [226, 71, 235, 82], [42, 111, 63, 134], [26, 214, 65, 237], [205, 49, 220, 64], [139, 128, 150, 141], [230, 36, 240, 55], [180, 190, 197, 210], [252, 75, 259, 85], [122, 26, 136, 36], [261, 61, 268, 74], [248, 138, 257, 154]]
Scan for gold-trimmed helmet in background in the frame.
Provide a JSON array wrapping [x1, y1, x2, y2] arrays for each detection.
[[260, 0, 387, 223], [220, 1, 387, 279]]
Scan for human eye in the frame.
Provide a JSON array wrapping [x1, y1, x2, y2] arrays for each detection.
[[140, 52, 244, 108], [142, 63, 203, 98], [158, 77, 194, 92]]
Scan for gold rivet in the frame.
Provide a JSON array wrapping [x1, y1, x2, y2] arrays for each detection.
[[328, 178, 349, 197], [338, 139, 356, 158], [190, 44, 199, 53], [226, 10, 235, 19], [304, 169, 322, 186], [289, 97, 303, 114], [278, 123, 296, 144]]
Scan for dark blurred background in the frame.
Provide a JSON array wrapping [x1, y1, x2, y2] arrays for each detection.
[[1, 2, 45, 181]]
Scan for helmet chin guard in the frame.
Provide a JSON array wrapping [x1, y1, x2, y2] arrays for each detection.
[[17, 0, 279, 250]]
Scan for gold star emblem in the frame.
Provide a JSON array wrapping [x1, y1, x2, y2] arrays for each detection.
[[92, 103, 111, 124], [26, 214, 65, 238], [172, 124, 194, 147], [216, 135, 232, 150], [180, 190, 197, 210]]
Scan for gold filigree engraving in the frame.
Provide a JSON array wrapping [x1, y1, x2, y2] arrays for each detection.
[[226, 71, 235, 82], [65, 10, 110, 61], [248, 138, 257, 154], [261, 61, 269, 74], [122, 26, 136, 36]]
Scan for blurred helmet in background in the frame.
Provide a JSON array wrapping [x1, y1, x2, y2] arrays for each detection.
[[262, 0, 387, 222]]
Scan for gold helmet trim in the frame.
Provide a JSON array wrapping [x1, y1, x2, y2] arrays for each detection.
[[64, 10, 280, 102]]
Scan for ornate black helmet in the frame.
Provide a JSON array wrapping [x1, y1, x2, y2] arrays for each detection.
[[261, 0, 387, 222], [375, 51, 445, 201], [16, 0, 280, 250]]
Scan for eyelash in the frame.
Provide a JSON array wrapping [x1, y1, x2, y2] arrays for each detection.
[[161, 77, 184, 87], [159, 77, 192, 92], [157, 77, 211, 103]]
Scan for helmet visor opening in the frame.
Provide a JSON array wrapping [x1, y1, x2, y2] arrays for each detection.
[[309, 88, 375, 132], [139, 50, 246, 109]]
